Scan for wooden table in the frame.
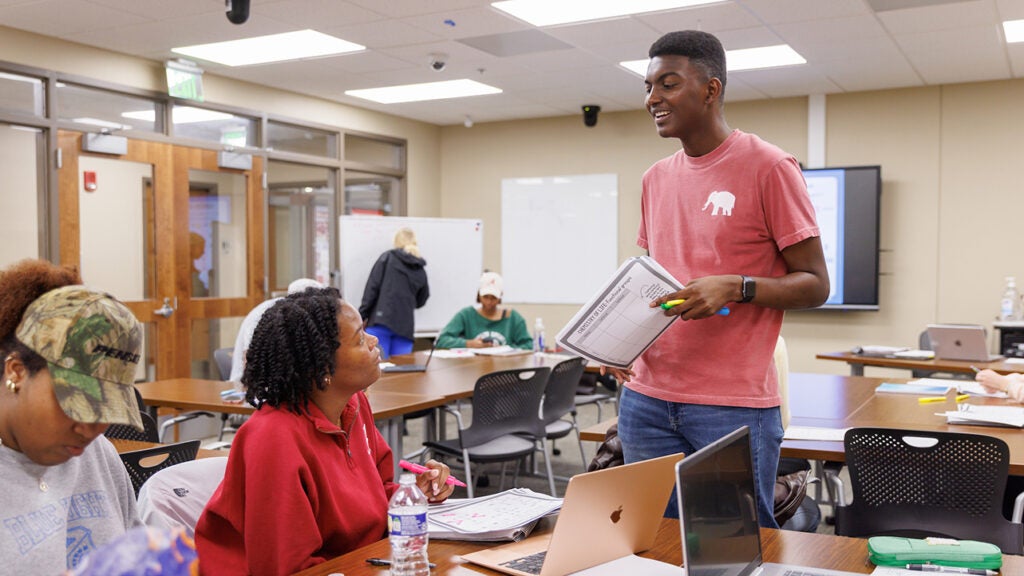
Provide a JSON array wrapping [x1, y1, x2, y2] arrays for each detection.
[[817, 350, 1024, 376], [109, 438, 226, 460], [575, 373, 1024, 474], [134, 378, 448, 473], [290, 517, 1024, 575]]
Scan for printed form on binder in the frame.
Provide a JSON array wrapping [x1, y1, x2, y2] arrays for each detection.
[[555, 256, 683, 369]]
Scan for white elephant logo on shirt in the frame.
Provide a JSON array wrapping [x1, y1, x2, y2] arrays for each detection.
[[702, 191, 735, 216]]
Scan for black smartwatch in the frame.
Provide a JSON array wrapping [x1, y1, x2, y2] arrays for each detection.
[[740, 275, 756, 303]]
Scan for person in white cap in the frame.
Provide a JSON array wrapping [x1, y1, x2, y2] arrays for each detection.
[[436, 271, 532, 350], [228, 278, 324, 383], [0, 259, 144, 574]]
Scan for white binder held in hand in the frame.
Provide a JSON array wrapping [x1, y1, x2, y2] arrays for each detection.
[[555, 256, 685, 369]]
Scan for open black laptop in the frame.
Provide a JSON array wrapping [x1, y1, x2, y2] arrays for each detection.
[[381, 340, 435, 373], [675, 427, 862, 576]]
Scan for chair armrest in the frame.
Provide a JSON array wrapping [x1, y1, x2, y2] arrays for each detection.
[[442, 404, 465, 430], [1013, 491, 1024, 524]]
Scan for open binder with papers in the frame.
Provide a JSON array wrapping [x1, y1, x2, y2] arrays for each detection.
[[427, 488, 562, 542], [556, 256, 684, 368]]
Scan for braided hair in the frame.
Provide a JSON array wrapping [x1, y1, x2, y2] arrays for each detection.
[[0, 259, 82, 375], [242, 286, 342, 413]]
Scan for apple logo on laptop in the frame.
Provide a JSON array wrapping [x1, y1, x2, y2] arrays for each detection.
[[955, 339, 963, 347], [610, 505, 623, 523]]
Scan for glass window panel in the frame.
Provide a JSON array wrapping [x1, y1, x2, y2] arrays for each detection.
[[174, 105, 257, 147], [0, 124, 44, 266], [78, 156, 154, 299], [191, 317, 240, 380], [345, 134, 404, 171], [57, 82, 160, 133], [267, 161, 334, 291], [0, 71, 44, 116], [189, 169, 248, 298], [344, 170, 398, 215], [267, 121, 337, 158]]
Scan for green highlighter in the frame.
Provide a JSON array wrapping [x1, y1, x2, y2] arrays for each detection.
[[660, 299, 730, 316]]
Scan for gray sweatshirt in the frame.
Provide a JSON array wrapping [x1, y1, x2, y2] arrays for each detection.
[[0, 436, 140, 574]]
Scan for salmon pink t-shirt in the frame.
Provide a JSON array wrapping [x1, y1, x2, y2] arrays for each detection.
[[632, 130, 819, 408]]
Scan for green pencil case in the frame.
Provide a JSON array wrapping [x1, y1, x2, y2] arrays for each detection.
[[868, 536, 1002, 569]]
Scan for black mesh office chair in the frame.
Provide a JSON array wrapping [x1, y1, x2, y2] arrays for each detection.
[[424, 367, 552, 498], [539, 356, 589, 470], [833, 427, 1024, 554], [105, 386, 160, 443], [119, 439, 202, 495]]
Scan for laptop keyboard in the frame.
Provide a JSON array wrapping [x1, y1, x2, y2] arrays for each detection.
[[499, 551, 547, 574]]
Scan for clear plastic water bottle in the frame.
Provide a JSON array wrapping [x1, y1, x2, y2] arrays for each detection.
[[388, 473, 429, 576], [534, 317, 545, 353], [1000, 276, 1021, 321]]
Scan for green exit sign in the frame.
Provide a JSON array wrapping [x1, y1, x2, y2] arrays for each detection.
[[166, 60, 204, 102]]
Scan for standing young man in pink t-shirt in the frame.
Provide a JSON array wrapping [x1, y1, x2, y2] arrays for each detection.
[[604, 30, 830, 528]]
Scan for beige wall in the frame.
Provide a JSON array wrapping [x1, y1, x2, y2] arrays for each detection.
[[440, 80, 1024, 375]]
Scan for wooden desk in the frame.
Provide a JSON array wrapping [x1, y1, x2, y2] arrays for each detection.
[[109, 438, 225, 460], [580, 416, 617, 442], [134, 378, 447, 473], [290, 517, 1024, 575], [817, 350, 1024, 377]]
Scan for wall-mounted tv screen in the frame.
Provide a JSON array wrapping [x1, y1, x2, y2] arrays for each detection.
[[802, 165, 881, 311]]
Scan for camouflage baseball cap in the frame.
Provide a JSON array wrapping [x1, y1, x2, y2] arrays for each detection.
[[15, 285, 143, 430]]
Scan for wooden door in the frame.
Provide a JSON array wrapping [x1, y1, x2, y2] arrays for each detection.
[[57, 131, 264, 380]]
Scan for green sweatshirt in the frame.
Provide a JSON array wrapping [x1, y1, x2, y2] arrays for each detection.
[[436, 306, 534, 349]]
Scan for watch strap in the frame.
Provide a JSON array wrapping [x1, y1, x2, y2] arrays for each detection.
[[740, 275, 756, 303]]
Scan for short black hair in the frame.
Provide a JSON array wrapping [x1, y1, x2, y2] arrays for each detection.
[[649, 30, 727, 97], [242, 287, 342, 413]]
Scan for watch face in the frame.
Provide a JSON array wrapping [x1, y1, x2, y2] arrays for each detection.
[[742, 276, 756, 302]]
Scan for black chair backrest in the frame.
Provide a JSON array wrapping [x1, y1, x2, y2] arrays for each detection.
[[105, 411, 160, 443], [461, 367, 550, 448], [119, 440, 202, 495], [213, 347, 233, 381], [836, 427, 1023, 554], [541, 357, 587, 425]]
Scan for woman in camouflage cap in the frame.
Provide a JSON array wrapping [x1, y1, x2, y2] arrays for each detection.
[[0, 259, 144, 574]]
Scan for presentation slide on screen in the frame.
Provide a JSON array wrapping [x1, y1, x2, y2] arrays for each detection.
[[803, 170, 844, 305]]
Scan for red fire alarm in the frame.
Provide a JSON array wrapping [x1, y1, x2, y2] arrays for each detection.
[[83, 171, 97, 192]]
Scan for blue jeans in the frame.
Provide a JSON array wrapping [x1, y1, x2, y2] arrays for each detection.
[[617, 386, 783, 528], [366, 325, 413, 359]]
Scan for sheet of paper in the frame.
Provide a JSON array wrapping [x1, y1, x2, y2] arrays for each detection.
[[957, 381, 1010, 398], [556, 256, 683, 368], [428, 489, 562, 535], [472, 345, 532, 357], [571, 554, 685, 575], [907, 378, 959, 388], [942, 404, 1024, 427], [870, 568, 921, 576], [431, 349, 475, 359], [783, 426, 850, 442]]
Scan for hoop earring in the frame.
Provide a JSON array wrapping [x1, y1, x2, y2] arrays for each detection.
[[5, 379, 17, 393]]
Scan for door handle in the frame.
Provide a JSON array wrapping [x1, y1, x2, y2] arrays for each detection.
[[154, 297, 175, 318]]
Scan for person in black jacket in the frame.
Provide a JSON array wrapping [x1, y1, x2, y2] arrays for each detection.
[[359, 227, 429, 359]]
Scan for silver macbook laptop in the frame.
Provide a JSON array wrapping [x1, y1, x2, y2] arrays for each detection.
[[926, 324, 1003, 362], [461, 451, 684, 576], [675, 427, 862, 576]]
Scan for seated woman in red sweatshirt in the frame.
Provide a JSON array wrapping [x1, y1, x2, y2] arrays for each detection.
[[194, 287, 454, 575]]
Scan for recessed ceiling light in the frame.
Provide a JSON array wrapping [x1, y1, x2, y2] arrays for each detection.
[[122, 107, 234, 124], [619, 44, 806, 76], [1005, 19, 1024, 43], [345, 79, 502, 104], [172, 30, 364, 67], [492, 0, 724, 27]]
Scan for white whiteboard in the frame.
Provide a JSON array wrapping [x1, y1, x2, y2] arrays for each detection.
[[501, 174, 618, 303], [339, 216, 483, 334]]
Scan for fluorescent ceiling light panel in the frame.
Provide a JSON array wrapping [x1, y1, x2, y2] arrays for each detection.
[[346, 79, 502, 104], [619, 44, 806, 76], [1005, 19, 1024, 43], [72, 117, 133, 130], [492, 0, 722, 26], [122, 107, 234, 124], [172, 30, 364, 66]]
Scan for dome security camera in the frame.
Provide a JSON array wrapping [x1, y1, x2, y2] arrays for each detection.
[[429, 53, 448, 72]]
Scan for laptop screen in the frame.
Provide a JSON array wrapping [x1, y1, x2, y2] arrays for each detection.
[[675, 426, 762, 576]]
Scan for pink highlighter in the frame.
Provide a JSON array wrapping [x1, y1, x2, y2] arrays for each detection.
[[398, 460, 468, 487]]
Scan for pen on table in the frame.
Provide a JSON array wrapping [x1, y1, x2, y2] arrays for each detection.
[[399, 460, 468, 487], [660, 299, 731, 316], [367, 557, 437, 569], [955, 394, 970, 403], [905, 564, 998, 575], [917, 396, 948, 404]]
